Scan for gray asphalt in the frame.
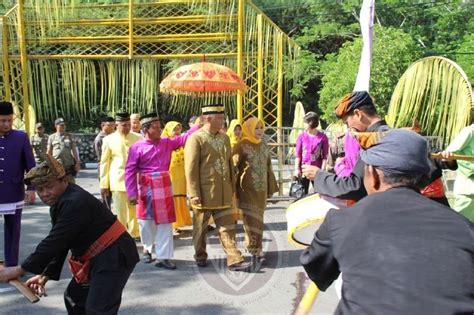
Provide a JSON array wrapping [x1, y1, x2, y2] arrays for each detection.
[[0, 169, 338, 314]]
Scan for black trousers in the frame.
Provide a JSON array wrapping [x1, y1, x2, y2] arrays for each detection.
[[301, 176, 314, 195], [64, 235, 139, 315]]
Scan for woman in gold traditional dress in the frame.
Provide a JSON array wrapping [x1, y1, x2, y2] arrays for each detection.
[[233, 117, 279, 263], [162, 121, 193, 231]]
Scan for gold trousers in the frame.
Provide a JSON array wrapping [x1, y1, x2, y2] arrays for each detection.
[[192, 208, 244, 266], [241, 208, 265, 256]]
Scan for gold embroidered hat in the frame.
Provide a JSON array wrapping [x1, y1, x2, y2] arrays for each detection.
[[202, 104, 225, 115], [24, 154, 66, 186]]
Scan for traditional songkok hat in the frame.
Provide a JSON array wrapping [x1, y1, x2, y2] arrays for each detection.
[[140, 113, 160, 125], [54, 118, 65, 125], [115, 112, 130, 122], [101, 116, 115, 123], [202, 104, 225, 115], [334, 91, 376, 119], [0, 101, 13, 115], [24, 154, 66, 186], [360, 129, 430, 175]]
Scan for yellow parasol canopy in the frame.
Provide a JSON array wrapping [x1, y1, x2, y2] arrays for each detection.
[[159, 61, 247, 96]]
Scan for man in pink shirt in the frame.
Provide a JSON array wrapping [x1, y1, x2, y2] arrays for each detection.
[[125, 113, 199, 269]]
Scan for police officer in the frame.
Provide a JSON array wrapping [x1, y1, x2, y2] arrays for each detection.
[[47, 118, 81, 183], [30, 122, 49, 164]]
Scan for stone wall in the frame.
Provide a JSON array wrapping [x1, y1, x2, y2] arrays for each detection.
[[72, 133, 97, 164]]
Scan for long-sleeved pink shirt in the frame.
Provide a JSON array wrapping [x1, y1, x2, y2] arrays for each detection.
[[125, 125, 199, 199]]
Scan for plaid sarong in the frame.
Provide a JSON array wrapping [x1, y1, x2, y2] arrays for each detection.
[[137, 171, 176, 224]]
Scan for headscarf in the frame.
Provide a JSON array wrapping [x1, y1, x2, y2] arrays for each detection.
[[226, 119, 242, 148], [241, 117, 264, 145], [162, 121, 181, 138]]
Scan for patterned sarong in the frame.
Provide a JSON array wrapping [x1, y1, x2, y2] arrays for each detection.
[[137, 171, 176, 224]]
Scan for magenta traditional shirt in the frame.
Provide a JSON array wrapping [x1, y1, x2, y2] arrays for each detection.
[[125, 125, 199, 199], [334, 132, 361, 177], [296, 131, 329, 169]]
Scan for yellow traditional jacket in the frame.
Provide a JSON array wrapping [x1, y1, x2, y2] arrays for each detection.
[[100, 131, 141, 192], [184, 128, 234, 210]]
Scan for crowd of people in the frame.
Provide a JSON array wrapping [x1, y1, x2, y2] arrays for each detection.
[[0, 92, 472, 314]]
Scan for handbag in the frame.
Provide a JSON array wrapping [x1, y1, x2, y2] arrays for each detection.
[[289, 176, 305, 199]]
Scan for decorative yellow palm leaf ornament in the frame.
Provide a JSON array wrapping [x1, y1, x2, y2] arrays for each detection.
[[387, 56, 473, 145]]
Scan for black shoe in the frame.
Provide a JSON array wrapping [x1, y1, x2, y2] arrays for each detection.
[[207, 225, 216, 233], [134, 237, 141, 243], [143, 252, 153, 264], [155, 259, 176, 270], [196, 260, 208, 268], [253, 254, 266, 265], [228, 261, 251, 272]]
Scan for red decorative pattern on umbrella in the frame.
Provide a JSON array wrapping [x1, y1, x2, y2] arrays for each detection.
[[159, 62, 247, 95]]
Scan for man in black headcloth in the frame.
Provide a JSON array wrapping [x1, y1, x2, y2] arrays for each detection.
[[0, 155, 139, 314], [303, 91, 389, 201], [300, 129, 474, 314]]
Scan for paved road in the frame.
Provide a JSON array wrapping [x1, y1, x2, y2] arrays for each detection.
[[0, 169, 338, 314]]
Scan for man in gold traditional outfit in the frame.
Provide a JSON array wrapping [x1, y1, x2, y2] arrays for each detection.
[[185, 105, 250, 271]]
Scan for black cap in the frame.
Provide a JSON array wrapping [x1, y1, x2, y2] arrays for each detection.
[[0, 101, 13, 115], [115, 112, 130, 122], [101, 116, 115, 123], [140, 113, 160, 125]]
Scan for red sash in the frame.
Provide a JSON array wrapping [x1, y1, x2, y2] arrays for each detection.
[[420, 177, 445, 198], [68, 220, 126, 284]]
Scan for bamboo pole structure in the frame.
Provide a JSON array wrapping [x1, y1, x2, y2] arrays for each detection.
[[17, 0, 31, 134], [128, 0, 134, 59], [2, 16, 11, 101], [257, 13, 263, 120], [276, 32, 284, 194], [236, 0, 244, 123]]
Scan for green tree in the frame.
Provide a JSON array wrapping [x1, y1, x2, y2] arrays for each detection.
[[455, 32, 474, 81], [318, 26, 422, 122]]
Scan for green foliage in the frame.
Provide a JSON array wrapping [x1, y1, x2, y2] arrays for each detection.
[[455, 32, 474, 82], [255, 0, 473, 123], [318, 26, 422, 122]]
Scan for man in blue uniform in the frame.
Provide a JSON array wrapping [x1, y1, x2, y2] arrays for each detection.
[[0, 101, 35, 266]]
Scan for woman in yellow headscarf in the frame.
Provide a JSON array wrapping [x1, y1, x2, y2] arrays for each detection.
[[227, 119, 242, 148], [227, 119, 243, 221], [162, 121, 193, 230], [233, 117, 279, 264]]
